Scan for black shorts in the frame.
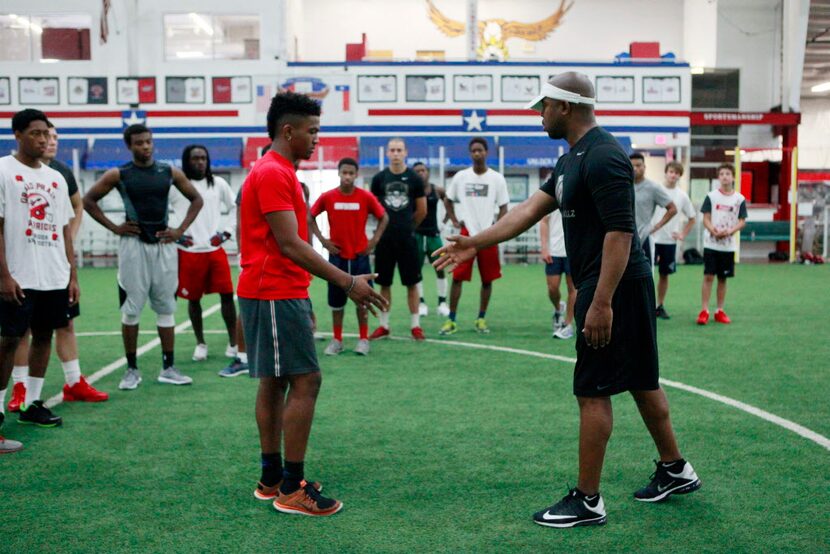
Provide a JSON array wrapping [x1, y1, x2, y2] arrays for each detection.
[[374, 231, 422, 287], [573, 277, 659, 397], [328, 254, 372, 309], [545, 256, 571, 276], [641, 236, 653, 264], [654, 243, 677, 276], [0, 289, 71, 338], [703, 248, 735, 278]]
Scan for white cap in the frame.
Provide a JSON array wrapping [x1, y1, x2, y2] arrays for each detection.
[[525, 82, 597, 112]]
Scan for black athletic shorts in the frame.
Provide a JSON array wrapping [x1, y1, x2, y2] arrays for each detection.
[[0, 289, 71, 338], [572, 277, 659, 397], [654, 243, 677, 276], [703, 248, 735, 278], [328, 254, 372, 309], [374, 230, 422, 287]]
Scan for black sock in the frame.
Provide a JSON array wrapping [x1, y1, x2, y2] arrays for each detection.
[[260, 452, 283, 486], [126, 352, 137, 369], [438, 296, 447, 303], [419, 297, 425, 303], [280, 460, 305, 494], [660, 458, 685, 468], [574, 487, 598, 499], [162, 351, 174, 369]]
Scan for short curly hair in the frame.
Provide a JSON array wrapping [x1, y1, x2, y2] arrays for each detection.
[[266, 92, 321, 140]]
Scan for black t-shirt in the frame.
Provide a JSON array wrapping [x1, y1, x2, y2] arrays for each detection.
[[416, 184, 440, 236], [49, 159, 79, 197], [540, 126, 651, 289], [370, 167, 425, 234], [117, 161, 173, 243]]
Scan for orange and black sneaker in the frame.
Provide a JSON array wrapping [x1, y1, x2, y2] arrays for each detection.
[[273, 481, 342, 517], [254, 479, 322, 500]]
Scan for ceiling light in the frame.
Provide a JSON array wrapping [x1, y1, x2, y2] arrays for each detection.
[[690, 66, 705, 75], [810, 81, 830, 93]]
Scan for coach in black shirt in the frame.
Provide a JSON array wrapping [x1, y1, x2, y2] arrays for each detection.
[[435, 72, 700, 529]]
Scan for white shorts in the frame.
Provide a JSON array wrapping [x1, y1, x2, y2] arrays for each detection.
[[117, 236, 178, 317]]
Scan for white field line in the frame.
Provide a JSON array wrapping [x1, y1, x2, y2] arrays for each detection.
[[44, 303, 224, 409]]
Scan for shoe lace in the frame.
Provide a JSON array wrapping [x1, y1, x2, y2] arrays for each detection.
[[301, 481, 322, 503]]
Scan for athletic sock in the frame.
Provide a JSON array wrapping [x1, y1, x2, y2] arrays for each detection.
[[659, 458, 686, 468], [478, 310, 486, 319], [438, 296, 447, 304], [449, 311, 457, 322], [379, 311, 390, 329], [359, 324, 369, 340], [410, 313, 420, 329], [25, 376, 44, 406], [238, 352, 248, 364], [333, 325, 343, 341], [126, 352, 138, 369], [11, 365, 27, 385], [61, 359, 81, 386], [280, 460, 305, 494], [260, 452, 283, 487], [436, 278, 448, 299], [416, 281, 424, 300], [0, 389, 6, 414], [162, 351, 174, 369], [419, 297, 426, 303]]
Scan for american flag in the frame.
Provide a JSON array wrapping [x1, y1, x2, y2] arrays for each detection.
[[100, 0, 111, 44], [256, 85, 272, 113]]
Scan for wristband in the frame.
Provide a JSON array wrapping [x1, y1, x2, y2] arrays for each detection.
[[344, 275, 357, 295]]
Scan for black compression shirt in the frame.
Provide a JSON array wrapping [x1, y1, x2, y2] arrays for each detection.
[[416, 184, 440, 236], [117, 161, 173, 243]]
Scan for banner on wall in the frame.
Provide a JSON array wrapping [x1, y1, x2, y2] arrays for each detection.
[[68, 77, 108, 105], [117, 77, 156, 104], [253, 74, 355, 125], [19, 77, 60, 105], [212, 77, 252, 103]]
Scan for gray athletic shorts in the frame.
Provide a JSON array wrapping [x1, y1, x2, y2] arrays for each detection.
[[238, 297, 320, 379], [117, 236, 178, 317]]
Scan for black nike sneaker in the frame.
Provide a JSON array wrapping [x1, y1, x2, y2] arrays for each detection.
[[533, 488, 606, 528], [18, 400, 63, 427], [634, 459, 701, 502], [656, 305, 671, 320]]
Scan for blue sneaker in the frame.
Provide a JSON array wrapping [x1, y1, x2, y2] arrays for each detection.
[[219, 358, 249, 378]]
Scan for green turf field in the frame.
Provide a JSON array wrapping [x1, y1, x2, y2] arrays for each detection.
[[2, 263, 829, 552]]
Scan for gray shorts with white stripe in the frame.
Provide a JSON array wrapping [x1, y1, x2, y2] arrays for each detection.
[[238, 297, 320, 378]]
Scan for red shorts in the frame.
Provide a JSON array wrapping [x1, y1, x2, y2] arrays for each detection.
[[177, 248, 234, 300], [452, 227, 502, 283]]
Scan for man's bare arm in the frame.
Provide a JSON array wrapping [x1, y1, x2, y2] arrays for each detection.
[[413, 196, 427, 227], [156, 167, 203, 243], [83, 168, 139, 236], [68, 192, 83, 240]]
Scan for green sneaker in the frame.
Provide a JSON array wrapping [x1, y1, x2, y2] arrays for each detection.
[[474, 318, 490, 334], [439, 320, 458, 336]]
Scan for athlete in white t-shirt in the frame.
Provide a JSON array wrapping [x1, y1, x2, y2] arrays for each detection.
[[539, 209, 575, 339], [442, 138, 509, 335], [0, 110, 80, 440], [651, 161, 697, 320], [697, 163, 747, 325], [169, 145, 238, 365]]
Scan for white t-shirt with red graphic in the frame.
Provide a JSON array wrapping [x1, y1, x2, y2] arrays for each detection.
[[0, 155, 73, 290], [447, 167, 509, 236], [701, 188, 748, 252]]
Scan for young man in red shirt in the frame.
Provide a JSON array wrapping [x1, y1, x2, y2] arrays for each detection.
[[238, 92, 386, 517], [311, 158, 389, 356]]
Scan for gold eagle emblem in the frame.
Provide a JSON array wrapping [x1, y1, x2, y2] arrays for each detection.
[[426, 0, 573, 60]]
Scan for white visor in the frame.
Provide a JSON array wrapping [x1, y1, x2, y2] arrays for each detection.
[[525, 83, 596, 112]]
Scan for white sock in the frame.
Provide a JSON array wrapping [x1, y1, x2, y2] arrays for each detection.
[[25, 376, 44, 406], [436, 278, 448, 299], [379, 311, 390, 329], [61, 359, 82, 386], [411, 313, 421, 329], [416, 281, 424, 300], [12, 365, 27, 384], [238, 352, 248, 364], [0, 389, 6, 415]]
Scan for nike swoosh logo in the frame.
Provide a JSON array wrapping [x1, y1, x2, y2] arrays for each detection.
[[667, 469, 688, 479], [657, 481, 675, 492], [576, 152, 584, 156], [597, 384, 612, 391], [542, 512, 575, 521]]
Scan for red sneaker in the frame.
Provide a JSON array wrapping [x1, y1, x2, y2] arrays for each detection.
[[696, 309, 710, 326], [63, 376, 109, 402], [411, 327, 426, 341], [368, 327, 390, 340], [7, 382, 25, 413], [714, 310, 731, 324]]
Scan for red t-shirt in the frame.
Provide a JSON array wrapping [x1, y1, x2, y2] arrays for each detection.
[[237, 151, 310, 300], [311, 187, 385, 260]]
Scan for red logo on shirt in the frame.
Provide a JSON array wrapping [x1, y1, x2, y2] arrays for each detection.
[[52, 182, 58, 189], [15, 175, 23, 182]]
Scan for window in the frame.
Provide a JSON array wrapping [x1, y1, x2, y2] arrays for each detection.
[[0, 13, 92, 62], [164, 13, 260, 61]]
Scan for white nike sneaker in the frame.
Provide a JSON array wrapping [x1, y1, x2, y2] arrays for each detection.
[[225, 344, 238, 358], [437, 302, 450, 317], [553, 324, 574, 340], [634, 459, 701, 502], [533, 488, 606, 528], [192, 343, 208, 361], [418, 302, 429, 317]]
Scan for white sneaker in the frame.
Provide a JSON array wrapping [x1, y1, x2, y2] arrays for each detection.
[[119, 368, 142, 390], [224, 344, 238, 358], [553, 324, 574, 340], [354, 339, 371, 356], [437, 302, 450, 317], [324, 339, 343, 356], [158, 366, 193, 385], [192, 343, 208, 361], [552, 311, 564, 335], [418, 302, 429, 317]]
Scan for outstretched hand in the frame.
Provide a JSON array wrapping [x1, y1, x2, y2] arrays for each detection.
[[348, 274, 388, 316], [432, 234, 477, 272]]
